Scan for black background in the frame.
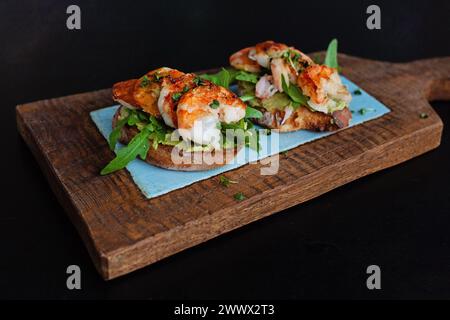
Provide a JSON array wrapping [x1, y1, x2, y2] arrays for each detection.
[[1, 0, 449, 299]]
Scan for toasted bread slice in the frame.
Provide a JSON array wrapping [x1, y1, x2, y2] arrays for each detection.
[[112, 108, 241, 171], [254, 106, 352, 132]]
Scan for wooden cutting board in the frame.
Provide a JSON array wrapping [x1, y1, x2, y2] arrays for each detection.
[[16, 53, 450, 280]]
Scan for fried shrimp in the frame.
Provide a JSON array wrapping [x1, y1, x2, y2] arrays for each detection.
[[251, 40, 288, 68], [113, 67, 184, 117], [177, 84, 246, 147], [229, 40, 353, 132], [157, 73, 198, 128], [297, 64, 352, 114], [229, 47, 262, 73]]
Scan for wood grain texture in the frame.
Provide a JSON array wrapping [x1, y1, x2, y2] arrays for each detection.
[[16, 53, 450, 280]]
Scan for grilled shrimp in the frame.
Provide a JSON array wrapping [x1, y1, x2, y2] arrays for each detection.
[[270, 57, 295, 92], [157, 73, 198, 128], [113, 67, 184, 117], [177, 84, 246, 147], [229, 47, 261, 73], [251, 40, 288, 68], [251, 41, 310, 92], [255, 74, 278, 99], [297, 65, 352, 113]]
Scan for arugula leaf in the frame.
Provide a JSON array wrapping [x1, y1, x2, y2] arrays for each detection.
[[281, 75, 308, 107], [245, 106, 263, 119], [220, 119, 260, 152], [136, 110, 148, 122], [102, 112, 171, 175], [220, 118, 247, 131], [199, 68, 259, 88], [200, 68, 232, 88], [108, 116, 129, 150], [138, 138, 150, 160], [324, 39, 339, 69], [101, 126, 152, 175], [240, 95, 255, 102], [235, 71, 259, 84], [127, 112, 140, 126]]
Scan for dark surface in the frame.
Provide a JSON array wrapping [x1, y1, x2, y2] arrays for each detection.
[[1, 0, 449, 299]]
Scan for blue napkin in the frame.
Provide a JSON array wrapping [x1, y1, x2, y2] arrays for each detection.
[[90, 76, 390, 198]]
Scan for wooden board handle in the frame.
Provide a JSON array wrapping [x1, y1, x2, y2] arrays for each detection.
[[401, 57, 450, 101]]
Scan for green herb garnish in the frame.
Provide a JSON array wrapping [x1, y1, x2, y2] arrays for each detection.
[[358, 107, 375, 115], [221, 119, 260, 152], [193, 77, 202, 86], [419, 113, 429, 119], [101, 114, 169, 175], [219, 176, 237, 187], [233, 192, 246, 201], [140, 75, 150, 87], [240, 95, 255, 102], [245, 106, 263, 119], [353, 89, 362, 95], [127, 112, 140, 126], [200, 68, 232, 88], [235, 71, 259, 84], [283, 49, 306, 71], [182, 85, 190, 93], [209, 99, 220, 109], [101, 126, 152, 175], [108, 116, 128, 150], [172, 92, 182, 101], [153, 73, 162, 82], [324, 38, 339, 69], [199, 68, 259, 89], [281, 75, 308, 108]]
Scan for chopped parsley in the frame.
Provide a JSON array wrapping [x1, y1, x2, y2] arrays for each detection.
[[219, 176, 237, 187], [233, 192, 246, 201], [193, 76, 204, 86], [353, 89, 362, 95], [140, 75, 150, 87], [283, 49, 306, 71], [209, 99, 220, 109], [153, 73, 162, 82], [172, 92, 182, 101], [419, 113, 429, 119], [358, 107, 375, 115]]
